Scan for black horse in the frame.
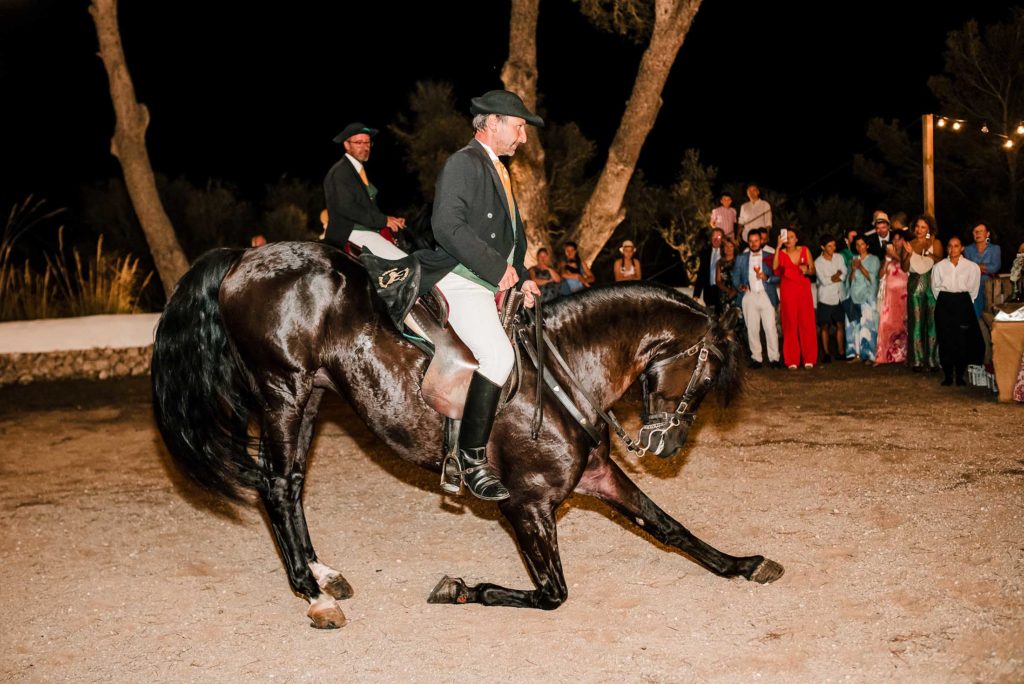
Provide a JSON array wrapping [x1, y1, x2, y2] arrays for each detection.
[[152, 241, 783, 629]]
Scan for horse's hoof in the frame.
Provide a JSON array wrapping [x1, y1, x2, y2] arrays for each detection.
[[307, 598, 347, 629], [321, 573, 354, 600], [427, 575, 470, 604], [749, 558, 785, 584]]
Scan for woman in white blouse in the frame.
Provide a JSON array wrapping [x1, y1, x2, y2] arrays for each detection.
[[931, 236, 985, 386]]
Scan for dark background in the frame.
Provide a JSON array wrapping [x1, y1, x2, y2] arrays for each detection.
[[0, 0, 1018, 227]]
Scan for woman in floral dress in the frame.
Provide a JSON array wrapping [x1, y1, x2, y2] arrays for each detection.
[[875, 232, 909, 364]]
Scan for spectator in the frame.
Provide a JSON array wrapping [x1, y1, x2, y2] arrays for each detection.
[[875, 231, 909, 364], [250, 234, 267, 248], [613, 240, 642, 282], [846, 236, 880, 362], [773, 227, 817, 369], [863, 211, 894, 259], [323, 122, 406, 258], [716, 237, 740, 312], [901, 214, 944, 372], [528, 247, 562, 303], [932, 236, 984, 386], [963, 223, 1002, 317], [839, 228, 859, 267], [891, 211, 909, 240], [738, 183, 772, 243], [814, 236, 847, 363], [757, 227, 775, 255], [710, 193, 737, 239], [558, 241, 594, 295], [732, 230, 781, 369], [693, 229, 723, 312]]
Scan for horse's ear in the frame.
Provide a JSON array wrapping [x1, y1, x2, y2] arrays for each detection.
[[718, 307, 740, 334]]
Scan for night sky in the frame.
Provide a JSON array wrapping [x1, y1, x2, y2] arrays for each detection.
[[0, 0, 1019, 217]]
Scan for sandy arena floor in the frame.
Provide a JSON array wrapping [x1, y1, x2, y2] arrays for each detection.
[[0, 364, 1021, 682]]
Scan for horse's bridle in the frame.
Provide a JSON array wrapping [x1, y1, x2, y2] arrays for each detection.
[[518, 313, 725, 458], [633, 338, 725, 456]]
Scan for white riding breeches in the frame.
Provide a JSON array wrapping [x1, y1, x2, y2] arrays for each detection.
[[435, 271, 514, 385], [348, 230, 408, 260], [347, 233, 513, 385]]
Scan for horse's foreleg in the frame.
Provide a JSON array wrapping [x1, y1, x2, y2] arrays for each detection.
[[577, 458, 783, 583], [258, 388, 347, 629], [428, 501, 568, 610]]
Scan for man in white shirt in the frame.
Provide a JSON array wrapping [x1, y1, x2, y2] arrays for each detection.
[[814, 236, 847, 362], [731, 231, 781, 368], [738, 183, 772, 243]]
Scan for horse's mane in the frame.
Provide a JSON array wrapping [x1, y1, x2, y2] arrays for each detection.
[[539, 281, 710, 329]]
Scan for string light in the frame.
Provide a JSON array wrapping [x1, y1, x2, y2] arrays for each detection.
[[932, 113, 1020, 151]]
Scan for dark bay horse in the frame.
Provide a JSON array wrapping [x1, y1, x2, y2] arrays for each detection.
[[151, 241, 783, 629]]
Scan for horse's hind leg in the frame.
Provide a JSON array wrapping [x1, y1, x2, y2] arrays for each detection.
[[577, 458, 784, 583], [257, 386, 348, 629], [428, 500, 568, 610]]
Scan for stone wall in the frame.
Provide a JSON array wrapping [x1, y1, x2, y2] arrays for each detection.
[[0, 346, 152, 387]]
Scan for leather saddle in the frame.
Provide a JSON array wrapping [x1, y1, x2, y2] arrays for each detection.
[[354, 244, 522, 420]]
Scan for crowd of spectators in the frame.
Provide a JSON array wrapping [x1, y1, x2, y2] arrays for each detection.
[[691, 192, 1023, 387]]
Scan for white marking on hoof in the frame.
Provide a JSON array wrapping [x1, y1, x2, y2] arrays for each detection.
[[309, 561, 337, 585]]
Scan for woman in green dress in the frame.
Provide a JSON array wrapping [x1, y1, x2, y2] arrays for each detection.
[[900, 214, 944, 371]]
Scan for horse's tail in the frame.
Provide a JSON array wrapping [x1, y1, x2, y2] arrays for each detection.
[[710, 307, 745, 406], [151, 248, 264, 501]]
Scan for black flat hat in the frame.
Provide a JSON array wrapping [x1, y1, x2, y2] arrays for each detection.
[[469, 90, 544, 127], [332, 122, 379, 144]]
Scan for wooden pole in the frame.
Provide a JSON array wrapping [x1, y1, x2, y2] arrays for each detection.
[[922, 114, 935, 218]]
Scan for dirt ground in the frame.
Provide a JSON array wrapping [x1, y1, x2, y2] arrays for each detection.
[[1, 364, 1021, 683]]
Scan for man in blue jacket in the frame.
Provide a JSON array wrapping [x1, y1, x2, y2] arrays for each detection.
[[732, 230, 781, 368], [414, 90, 542, 501]]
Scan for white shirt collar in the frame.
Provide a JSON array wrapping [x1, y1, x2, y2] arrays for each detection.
[[345, 153, 364, 173], [478, 141, 500, 162]]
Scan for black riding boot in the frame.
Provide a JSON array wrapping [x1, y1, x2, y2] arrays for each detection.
[[450, 372, 509, 501]]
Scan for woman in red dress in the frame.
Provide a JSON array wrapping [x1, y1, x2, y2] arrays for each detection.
[[773, 227, 818, 369]]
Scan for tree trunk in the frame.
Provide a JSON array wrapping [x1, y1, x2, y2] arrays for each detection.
[[502, 0, 552, 266], [570, 0, 702, 265], [89, 0, 189, 298]]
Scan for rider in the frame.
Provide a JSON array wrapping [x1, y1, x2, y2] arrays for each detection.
[[414, 90, 543, 501], [323, 122, 407, 259]]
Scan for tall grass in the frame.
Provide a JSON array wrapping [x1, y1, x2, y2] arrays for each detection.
[[1, 202, 153, 322], [47, 229, 153, 317]]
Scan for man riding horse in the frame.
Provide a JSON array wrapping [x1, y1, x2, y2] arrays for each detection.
[[361, 90, 544, 501]]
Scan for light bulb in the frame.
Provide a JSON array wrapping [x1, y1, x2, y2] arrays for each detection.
[[952, 121, 962, 131], [1016, 123, 1024, 135], [1004, 139, 1015, 149], [981, 124, 990, 134], [937, 117, 947, 127]]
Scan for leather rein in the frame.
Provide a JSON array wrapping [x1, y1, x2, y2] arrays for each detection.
[[516, 297, 725, 457]]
